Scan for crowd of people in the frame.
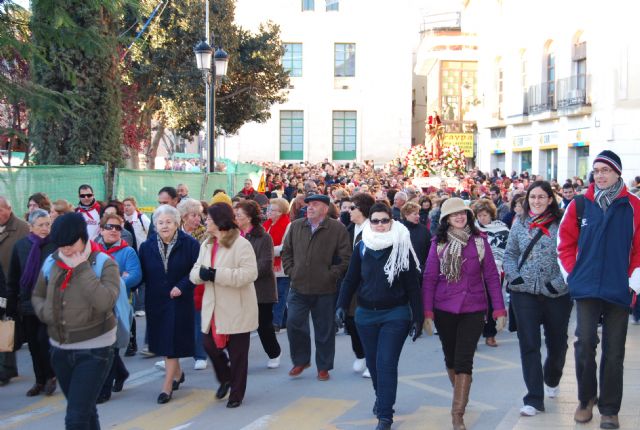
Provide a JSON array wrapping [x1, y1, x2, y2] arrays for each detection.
[[1, 149, 640, 430]]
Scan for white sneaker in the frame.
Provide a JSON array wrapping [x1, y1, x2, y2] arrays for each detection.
[[362, 368, 371, 378], [520, 405, 539, 416], [544, 383, 559, 398], [267, 354, 281, 369], [194, 359, 207, 370], [134, 310, 146, 317], [154, 360, 165, 370], [353, 358, 366, 373]]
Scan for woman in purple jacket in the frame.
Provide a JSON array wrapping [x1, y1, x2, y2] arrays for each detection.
[[422, 198, 507, 430]]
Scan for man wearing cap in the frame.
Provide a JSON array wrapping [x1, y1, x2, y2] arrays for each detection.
[[281, 194, 351, 381], [558, 150, 640, 429]]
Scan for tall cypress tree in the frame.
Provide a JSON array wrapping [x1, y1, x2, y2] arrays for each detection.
[[29, 0, 122, 167]]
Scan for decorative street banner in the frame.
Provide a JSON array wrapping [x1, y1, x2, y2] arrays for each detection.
[[443, 133, 474, 158]]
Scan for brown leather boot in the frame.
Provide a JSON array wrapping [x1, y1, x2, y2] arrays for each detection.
[[447, 368, 455, 387], [452, 373, 472, 430]]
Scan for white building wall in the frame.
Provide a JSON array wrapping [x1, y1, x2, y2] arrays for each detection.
[[227, 0, 414, 164], [473, 0, 640, 183]]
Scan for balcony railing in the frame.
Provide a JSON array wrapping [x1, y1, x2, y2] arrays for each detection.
[[526, 75, 590, 114], [420, 11, 461, 33]]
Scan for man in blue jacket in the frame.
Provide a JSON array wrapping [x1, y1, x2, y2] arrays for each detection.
[[558, 150, 640, 430]]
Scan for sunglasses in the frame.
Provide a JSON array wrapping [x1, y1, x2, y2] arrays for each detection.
[[370, 218, 391, 225], [103, 224, 123, 231], [79, 193, 94, 198]]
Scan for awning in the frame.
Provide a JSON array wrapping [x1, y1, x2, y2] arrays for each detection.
[[539, 145, 558, 150], [512, 147, 532, 153]]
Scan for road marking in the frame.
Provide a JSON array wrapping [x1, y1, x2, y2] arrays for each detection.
[[114, 389, 215, 430], [240, 397, 357, 430], [399, 378, 496, 411], [0, 366, 166, 429], [398, 405, 479, 430], [0, 395, 65, 429], [474, 351, 521, 368]]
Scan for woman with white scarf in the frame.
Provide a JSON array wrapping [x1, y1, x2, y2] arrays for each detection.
[[336, 203, 423, 430], [422, 198, 506, 430]]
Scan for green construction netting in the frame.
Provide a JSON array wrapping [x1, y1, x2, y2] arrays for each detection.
[[112, 169, 206, 211], [1, 163, 264, 216], [0, 165, 107, 216]]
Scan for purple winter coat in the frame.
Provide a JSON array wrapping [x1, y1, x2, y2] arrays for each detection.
[[422, 235, 505, 317]]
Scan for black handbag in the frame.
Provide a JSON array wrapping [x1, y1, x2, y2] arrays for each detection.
[[507, 229, 544, 332]]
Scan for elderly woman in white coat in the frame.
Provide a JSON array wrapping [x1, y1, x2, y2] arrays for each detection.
[[189, 202, 258, 409]]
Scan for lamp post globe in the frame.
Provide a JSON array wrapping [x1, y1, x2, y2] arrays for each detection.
[[194, 41, 212, 71], [213, 47, 229, 77]]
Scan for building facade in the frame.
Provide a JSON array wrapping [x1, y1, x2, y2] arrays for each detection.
[[413, 8, 480, 162], [470, 0, 640, 183], [225, 0, 415, 164]]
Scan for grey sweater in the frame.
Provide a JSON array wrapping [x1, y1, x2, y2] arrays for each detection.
[[503, 217, 568, 298]]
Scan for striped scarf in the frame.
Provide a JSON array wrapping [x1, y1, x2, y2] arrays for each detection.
[[528, 209, 556, 237], [595, 177, 624, 211], [437, 226, 471, 283], [157, 232, 178, 273]]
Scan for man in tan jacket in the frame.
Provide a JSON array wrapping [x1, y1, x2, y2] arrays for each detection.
[[0, 196, 30, 385], [282, 194, 351, 381]]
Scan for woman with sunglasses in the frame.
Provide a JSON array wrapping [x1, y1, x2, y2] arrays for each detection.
[[337, 202, 423, 430], [94, 213, 142, 403], [422, 198, 506, 430]]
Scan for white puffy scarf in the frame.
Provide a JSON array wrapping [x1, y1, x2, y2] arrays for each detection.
[[362, 220, 421, 285]]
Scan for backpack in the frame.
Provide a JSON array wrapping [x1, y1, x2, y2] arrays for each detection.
[[42, 252, 133, 349]]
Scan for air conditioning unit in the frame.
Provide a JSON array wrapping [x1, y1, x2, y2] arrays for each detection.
[[342, 85, 349, 90]]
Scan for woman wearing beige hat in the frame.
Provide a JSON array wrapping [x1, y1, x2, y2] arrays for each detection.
[[422, 197, 506, 430]]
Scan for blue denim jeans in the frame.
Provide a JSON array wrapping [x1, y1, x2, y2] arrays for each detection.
[[273, 277, 290, 327], [194, 310, 206, 360], [574, 298, 629, 415], [511, 292, 573, 411], [356, 318, 411, 424], [51, 345, 114, 430]]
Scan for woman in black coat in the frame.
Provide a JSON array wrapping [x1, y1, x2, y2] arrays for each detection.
[[234, 200, 281, 368], [6, 209, 57, 396], [139, 205, 200, 404], [400, 202, 431, 275]]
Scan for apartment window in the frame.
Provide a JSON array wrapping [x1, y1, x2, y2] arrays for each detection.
[[332, 111, 356, 160], [302, 0, 314, 11], [280, 111, 304, 160], [326, 0, 339, 11], [490, 127, 506, 139], [546, 52, 555, 108], [335, 43, 355, 77], [282, 43, 302, 77]]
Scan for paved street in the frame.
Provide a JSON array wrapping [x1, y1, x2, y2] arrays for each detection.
[[1, 312, 639, 430]]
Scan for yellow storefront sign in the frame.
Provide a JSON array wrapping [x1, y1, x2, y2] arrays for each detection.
[[443, 133, 474, 158]]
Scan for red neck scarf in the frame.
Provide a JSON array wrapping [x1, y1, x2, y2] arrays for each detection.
[[96, 240, 129, 259], [76, 201, 101, 220], [528, 209, 556, 237], [56, 260, 75, 290], [241, 187, 256, 196], [263, 214, 290, 272]]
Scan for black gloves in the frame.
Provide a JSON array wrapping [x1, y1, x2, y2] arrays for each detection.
[[410, 320, 423, 342], [335, 307, 346, 329], [199, 266, 216, 282], [511, 276, 525, 286]]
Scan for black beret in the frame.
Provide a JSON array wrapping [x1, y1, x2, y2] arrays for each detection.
[[50, 212, 88, 247], [303, 194, 331, 205]]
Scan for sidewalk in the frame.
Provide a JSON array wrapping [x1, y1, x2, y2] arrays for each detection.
[[496, 318, 640, 430]]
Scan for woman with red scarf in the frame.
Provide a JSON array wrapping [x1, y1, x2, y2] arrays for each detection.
[[263, 198, 291, 332], [503, 181, 572, 417], [94, 213, 142, 403]]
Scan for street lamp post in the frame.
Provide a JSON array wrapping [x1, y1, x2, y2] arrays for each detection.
[[194, 38, 228, 173]]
